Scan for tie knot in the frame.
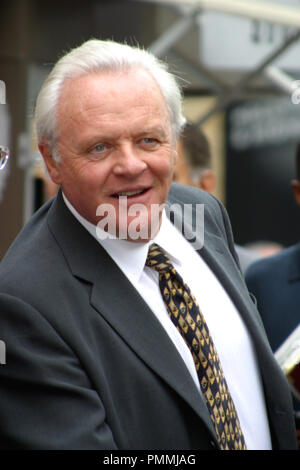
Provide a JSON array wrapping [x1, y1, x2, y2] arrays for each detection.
[[146, 243, 173, 274]]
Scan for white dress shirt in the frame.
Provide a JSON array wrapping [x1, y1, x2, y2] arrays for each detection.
[[63, 194, 272, 450]]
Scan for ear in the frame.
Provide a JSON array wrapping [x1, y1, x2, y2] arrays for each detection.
[[38, 141, 62, 185], [173, 147, 178, 166], [198, 170, 216, 194], [291, 180, 300, 206]]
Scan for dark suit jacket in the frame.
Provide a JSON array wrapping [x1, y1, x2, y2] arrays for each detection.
[[245, 244, 300, 412], [0, 185, 297, 449]]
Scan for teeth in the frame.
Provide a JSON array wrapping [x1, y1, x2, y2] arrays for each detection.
[[117, 189, 144, 197]]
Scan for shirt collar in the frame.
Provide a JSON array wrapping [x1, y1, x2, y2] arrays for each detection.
[[62, 193, 182, 285]]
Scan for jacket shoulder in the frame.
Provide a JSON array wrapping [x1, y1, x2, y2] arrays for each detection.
[[0, 199, 65, 299], [246, 242, 300, 282], [168, 183, 218, 206]]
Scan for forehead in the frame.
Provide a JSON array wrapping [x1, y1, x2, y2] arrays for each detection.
[[57, 69, 170, 134]]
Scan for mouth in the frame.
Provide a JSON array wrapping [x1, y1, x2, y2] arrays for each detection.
[[111, 188, 149, 198]]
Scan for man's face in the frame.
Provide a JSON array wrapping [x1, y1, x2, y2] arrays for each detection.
[[42, 68, 177, 241]]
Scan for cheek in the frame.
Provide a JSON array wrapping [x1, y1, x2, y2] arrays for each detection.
[[72, 162, 107, 187], [153, 151, 175, 178]]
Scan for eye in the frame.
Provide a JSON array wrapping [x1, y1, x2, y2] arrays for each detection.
[[92, 143, 107, 153], [140, 137, 159, 149], [88, 142, 110, 159]]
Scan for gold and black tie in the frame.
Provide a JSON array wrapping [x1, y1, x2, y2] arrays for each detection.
[[146, 243, 247, 450]]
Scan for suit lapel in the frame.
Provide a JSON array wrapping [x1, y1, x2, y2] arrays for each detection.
[[89, 258, 216, 436], [47, 192, 216, 438]]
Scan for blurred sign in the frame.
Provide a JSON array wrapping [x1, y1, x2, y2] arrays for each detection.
[[228, 96, 300, 150], [225, 96, 300, 248]]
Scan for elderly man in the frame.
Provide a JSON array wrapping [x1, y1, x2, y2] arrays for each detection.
[[0, 39, 296, 450]]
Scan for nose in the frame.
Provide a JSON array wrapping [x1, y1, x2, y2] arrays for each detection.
[[112, 144, 147, 177]]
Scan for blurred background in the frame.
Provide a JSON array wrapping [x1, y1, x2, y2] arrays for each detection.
[[1, 0, 300, 259]]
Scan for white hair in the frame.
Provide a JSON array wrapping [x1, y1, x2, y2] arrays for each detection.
[[35, 39, 186, 156]]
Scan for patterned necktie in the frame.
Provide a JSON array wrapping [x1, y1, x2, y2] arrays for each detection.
[[146, 243, 247, 450]]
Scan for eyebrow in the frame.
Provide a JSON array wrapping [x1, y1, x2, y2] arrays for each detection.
[[84, 126, 168, 146], [134, 127, 168, 139]]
